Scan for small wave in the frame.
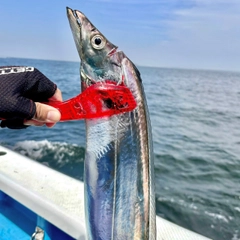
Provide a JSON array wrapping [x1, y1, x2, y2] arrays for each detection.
[[204, 211, 230, 223], [157, 197, 198, 210], [12, 140, 85, 166], [234, 207, 240, 213], [232, 230, 240, 240]]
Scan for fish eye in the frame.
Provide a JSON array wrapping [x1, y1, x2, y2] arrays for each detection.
[[91, 35, 106, 50]]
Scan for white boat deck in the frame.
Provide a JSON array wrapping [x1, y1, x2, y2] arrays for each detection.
[[0, 145, 211, 240]]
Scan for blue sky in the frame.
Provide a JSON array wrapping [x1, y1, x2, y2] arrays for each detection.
[[0, 0, 239, 71]]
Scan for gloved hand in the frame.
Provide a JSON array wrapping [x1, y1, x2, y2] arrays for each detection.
[[0, 66, 62, 129]]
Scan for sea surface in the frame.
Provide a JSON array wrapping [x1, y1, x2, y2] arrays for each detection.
[[0, 57, 240, 240]]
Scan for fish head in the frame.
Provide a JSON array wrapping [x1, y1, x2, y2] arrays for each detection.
[[67, 7, 122, 91]]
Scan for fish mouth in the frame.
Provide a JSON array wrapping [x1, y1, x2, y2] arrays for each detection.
[[67, 7, 82, 28], [67, 7, 80, 24], [66, 7, 83, 57]]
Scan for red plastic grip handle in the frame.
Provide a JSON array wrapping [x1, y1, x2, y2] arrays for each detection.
[[46, 82, 137, 121]]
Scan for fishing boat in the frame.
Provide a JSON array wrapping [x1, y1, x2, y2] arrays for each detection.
[[0, 145, 211, 240]]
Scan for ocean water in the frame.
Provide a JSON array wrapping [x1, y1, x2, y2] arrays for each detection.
[[0, 58, 240, 240]]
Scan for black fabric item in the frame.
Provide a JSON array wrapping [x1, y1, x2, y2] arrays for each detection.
[[0, 66, 57, 129], [0, 118, 28, 129]]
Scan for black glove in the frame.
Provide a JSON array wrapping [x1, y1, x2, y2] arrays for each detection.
[[0, 66, 57, 129]]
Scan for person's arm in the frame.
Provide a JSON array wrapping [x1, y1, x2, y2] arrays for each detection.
[[0, 66, 62, 129]]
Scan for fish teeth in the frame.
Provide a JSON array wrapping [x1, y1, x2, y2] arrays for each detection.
[[81, 71, 96, 86]]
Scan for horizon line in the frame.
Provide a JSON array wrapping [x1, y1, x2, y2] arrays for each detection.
[[0, 56, 239, 74]]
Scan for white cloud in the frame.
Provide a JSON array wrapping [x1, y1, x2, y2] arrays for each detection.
[[90, 0, 240, 71], [0, 0, 239, 71], [139, 1, 240, 71]]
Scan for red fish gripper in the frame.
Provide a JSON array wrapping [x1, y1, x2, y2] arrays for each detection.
[[46, 81, 137, 121]]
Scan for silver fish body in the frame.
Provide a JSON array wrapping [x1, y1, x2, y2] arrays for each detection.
[[66, 7, 156, 240]]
